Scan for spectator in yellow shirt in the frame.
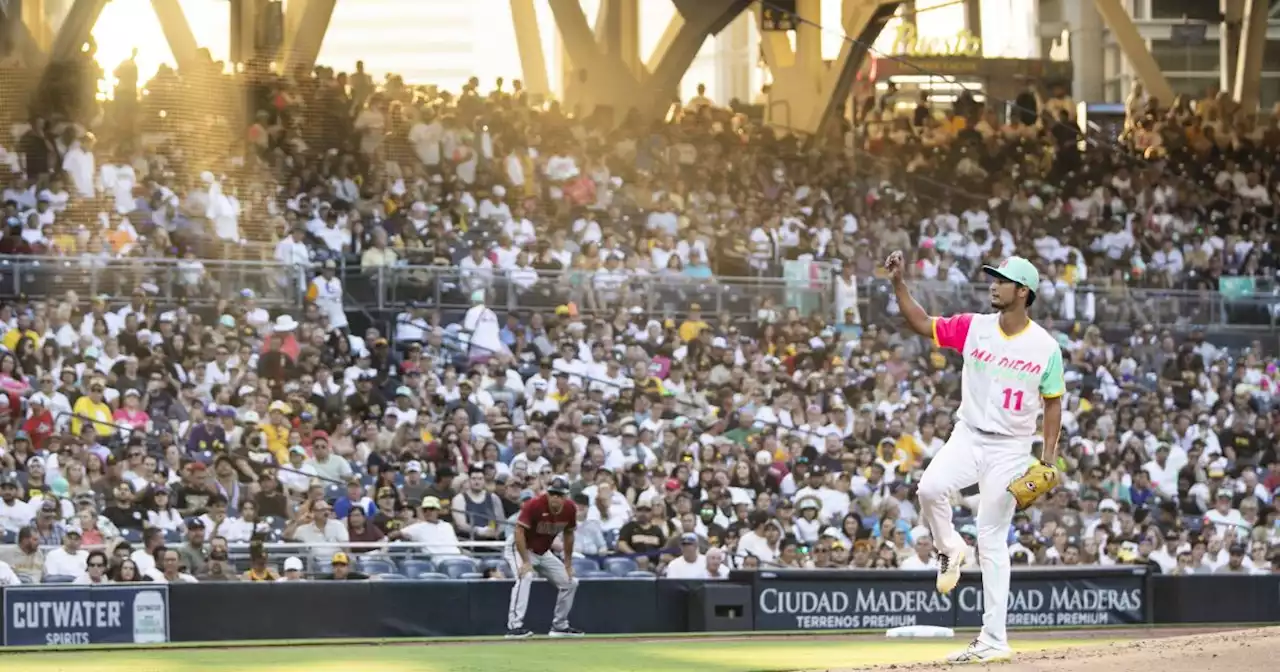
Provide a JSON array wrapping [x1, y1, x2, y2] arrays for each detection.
[[71, 381, 114, 438], [1, 314, 40, 352], [678, 303, 709, 342], [260, 400, 294, 464]]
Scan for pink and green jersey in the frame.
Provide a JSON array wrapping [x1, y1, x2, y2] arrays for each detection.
[[932, 313, 1065, 438]]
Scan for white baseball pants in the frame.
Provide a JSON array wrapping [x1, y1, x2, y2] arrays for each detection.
[[916, 420, 1034, 651], [504, 542, 578, 630]]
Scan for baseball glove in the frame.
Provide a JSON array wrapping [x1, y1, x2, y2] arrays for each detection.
[[1007, 461, 1060, 510]]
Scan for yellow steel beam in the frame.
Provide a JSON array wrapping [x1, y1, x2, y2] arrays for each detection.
[[509, 0, 551, 99], [1092, 0, 1174, 105], [1234, 0, 1268, 110]]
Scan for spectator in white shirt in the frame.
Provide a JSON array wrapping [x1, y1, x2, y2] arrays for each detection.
[[898, 534, 939, 570], [585, 481, 631, 534], [44, 530, 89, 578], [510, 440, 551, 476], [274, 227, 312, 267], [664, 533, 713, 578], [0, 479, 33, 533], [478, 186, 512, 221], [0, 558, 20, 586], [72, 550, 111, 584], [390, 497, 461, 556], [736, 512, 779, 565], [156, 548, 199, 583], [277, 446, 318, 497], [284, 501, 350, 562]]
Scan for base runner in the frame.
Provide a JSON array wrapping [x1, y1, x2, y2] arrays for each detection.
[[504, 477, 584, 638], [886, 252, 1064, 664]]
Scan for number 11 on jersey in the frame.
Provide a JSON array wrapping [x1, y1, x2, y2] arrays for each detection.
[[1002, 388, 1024, 411]]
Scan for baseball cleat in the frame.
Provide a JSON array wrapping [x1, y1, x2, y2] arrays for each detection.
[[946, 639, 1013, 664], [505, 628, 534, 639], [936, 547, 964, 594], [548, 626, 585, 637]]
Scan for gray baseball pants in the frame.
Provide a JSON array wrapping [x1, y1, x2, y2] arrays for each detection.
[[504, 542, 578, 630]]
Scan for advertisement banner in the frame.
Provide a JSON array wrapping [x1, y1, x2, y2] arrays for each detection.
[[753, 573, 1145, 631], [4, 585, 169, 646], [756, 579, 955, 630], [953, 576, 1146, 628]]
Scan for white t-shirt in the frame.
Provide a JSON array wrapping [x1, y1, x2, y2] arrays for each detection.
[[932, 313, 1065, 437], [899, 554, 939, 570], [44, 547, 89, 577], [665, 554, 715, 579], [0, 499, 34, 533], [736, 530, 777, 565], [151, 572, 198, 584], [398, 520, 461, 556], [0, 560, 20, 586]]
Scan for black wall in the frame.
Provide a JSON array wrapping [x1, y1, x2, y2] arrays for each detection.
[[3, 571, 1279, 645]]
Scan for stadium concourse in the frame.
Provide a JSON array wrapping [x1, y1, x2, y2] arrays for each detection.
[[0, 48, 1277, 592]]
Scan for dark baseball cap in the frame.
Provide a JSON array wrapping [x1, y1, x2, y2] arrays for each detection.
[[547, 477, 570, 495]]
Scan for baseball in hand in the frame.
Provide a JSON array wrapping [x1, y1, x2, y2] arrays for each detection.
[[884, 251, 905, 279]]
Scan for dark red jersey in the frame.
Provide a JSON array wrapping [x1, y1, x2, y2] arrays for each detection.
[[517, 494, 577, 554]]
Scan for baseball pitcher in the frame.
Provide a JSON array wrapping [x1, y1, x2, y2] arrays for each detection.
[[886, 252, 1064, 664]]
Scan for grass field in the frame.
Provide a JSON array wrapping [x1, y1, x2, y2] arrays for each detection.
[[0, 636, 1126, 672]]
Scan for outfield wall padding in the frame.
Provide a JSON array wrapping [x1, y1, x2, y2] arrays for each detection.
[[3, 567, 1279, 646]]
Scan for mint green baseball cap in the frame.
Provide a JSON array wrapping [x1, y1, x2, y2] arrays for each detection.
[[983, 256, 1040, 305]]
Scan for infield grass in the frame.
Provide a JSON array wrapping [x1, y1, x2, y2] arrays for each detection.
[[0, 636, 1126, 672]]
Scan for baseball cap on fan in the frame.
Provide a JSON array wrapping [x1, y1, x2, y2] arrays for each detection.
[[547, 477, 570, 495], [982, 256, 1040, 305]]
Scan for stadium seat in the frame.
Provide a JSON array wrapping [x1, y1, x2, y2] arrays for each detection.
[[458, 572, 484, 579], [416, 572, 451, 581], [43, 575, 76, 583], [357, 557, 397, 575], [580, 570, 611, 579], [264, 516, 287, 532], [480, 558, 510, 577], [602, 557, 638, 577], [324, 484, 343, 502], [0, 530, 15, 544], [372, 573, 408, 581], [437, 557, 479, 579], [360, 473, 376, 488], [17, 574, 32, 584], [400, 558, 435, 577], [625, 571, 656, 578], [162, 529, 182, 544], [572, 557, 600, 575], [120, 528, 143, 544]]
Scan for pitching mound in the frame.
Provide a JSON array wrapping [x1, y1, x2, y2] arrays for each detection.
[[830, 626, 1280, 672]]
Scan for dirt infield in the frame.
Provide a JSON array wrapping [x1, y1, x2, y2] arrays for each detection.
[[822, 626, 1279, 672]]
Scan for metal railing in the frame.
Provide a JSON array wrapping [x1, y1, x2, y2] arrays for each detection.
[[860, 278, 1280, 332], [0, 255, 307, 309], [3, 254, 1280, 330], [360, 264, 835, 318]]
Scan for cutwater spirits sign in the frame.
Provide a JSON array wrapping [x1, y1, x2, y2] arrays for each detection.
[[752, 572, 1145, 631], [4, 585, 169, 646]]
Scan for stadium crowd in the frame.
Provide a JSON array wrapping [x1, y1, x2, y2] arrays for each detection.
[[0, 47, 1277, 585]]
